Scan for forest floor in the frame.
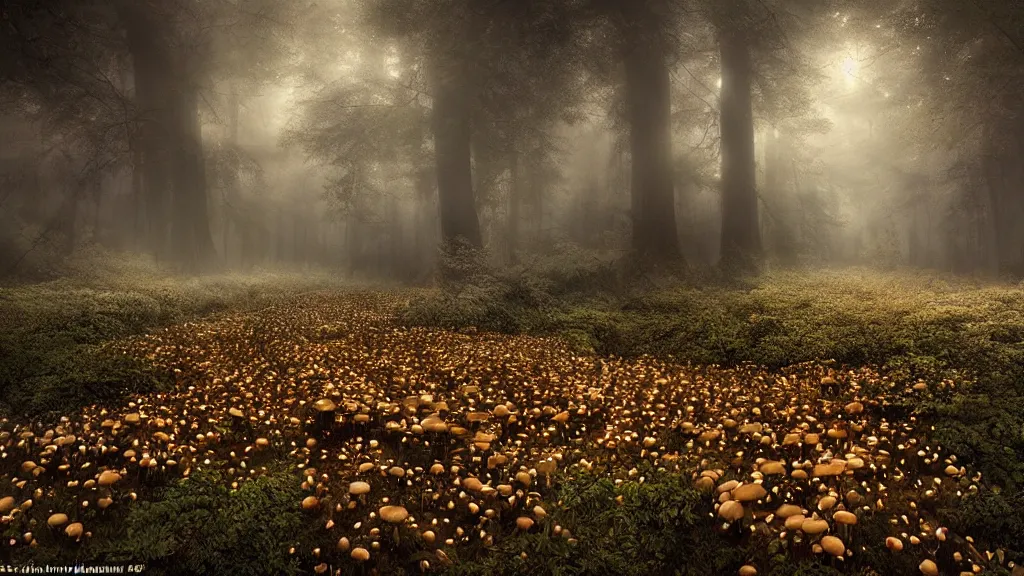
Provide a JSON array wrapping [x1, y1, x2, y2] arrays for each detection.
[[1, 260, 1023, 576]]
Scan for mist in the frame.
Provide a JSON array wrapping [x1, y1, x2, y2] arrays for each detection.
[[2, 0, 1021, 280], [2, 1, 1023, 575]]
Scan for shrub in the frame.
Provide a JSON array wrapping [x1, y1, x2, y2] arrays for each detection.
[[100, 469, 314, 576]]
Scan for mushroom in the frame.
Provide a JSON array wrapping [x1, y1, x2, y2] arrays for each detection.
[[718, 500, 744, 523], [47, 513, 69, 527], [65, 523, 84, 540], [821, 535, 844, 557]]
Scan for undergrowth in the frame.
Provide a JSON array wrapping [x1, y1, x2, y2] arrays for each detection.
[[403, 248, 1024, 566], [0, 249, 351, 421]]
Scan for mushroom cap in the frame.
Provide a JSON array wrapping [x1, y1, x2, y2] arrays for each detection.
[[739, 566, 757, 576], [98, 470, 121, 487], [776, 504, 802, 518], [421, 416, 448, 433], [301, 496, 319, 510], [47, 513, 69, 527], [462, 477, 484, 492], [0, 496, 15, 514], [65, 523, 83, 539], [516, 517, 535, 531], [801, 519, 829, 534], [732, 483, 767, 503], [821, 535, 845, 557], [812, 462, 846, 477], [918, 559, 938, 576], [379, 505, 409, 523], [695, 476, 715, 493], [833, 511, 857, 525], [349, 481, 371, 496], [717, 480, 739, 493], [314, 398, 337, 412], [759, 461, 786, 475], [886, 537, 904, 552], [784, 514, 806, 531], [229, 407, 244, 418], [718, 500, 744, 522], [351, 547, 370, 562]]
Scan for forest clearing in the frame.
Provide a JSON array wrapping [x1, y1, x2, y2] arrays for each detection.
[[3, 0, 1024, 574], [1, 261, 1022, 576]]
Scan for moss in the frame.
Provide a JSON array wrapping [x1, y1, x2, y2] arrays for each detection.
[[97, 468, 314, 576], [0, 253, 351, 422]]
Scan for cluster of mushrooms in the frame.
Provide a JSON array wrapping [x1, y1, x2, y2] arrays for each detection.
[[0, 292, 1017, 575]]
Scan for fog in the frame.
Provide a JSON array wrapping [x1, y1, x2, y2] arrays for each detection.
[[2, 0, 1023, 281]]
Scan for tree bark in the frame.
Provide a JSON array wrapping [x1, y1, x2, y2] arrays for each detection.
[[168, 83, 217, 271], [121, 2, 171, 261], [430, 57, 482, 249], [719, 30, 762, 273], [622, 4, 680, 261], [506, 151, 521, 263]]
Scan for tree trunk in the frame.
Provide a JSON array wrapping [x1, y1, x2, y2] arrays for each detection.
[[430, 58, 482, 249], [121, 3, 172, 261], [414, 164, 436, 280], [169, 84, 217, 271], [622, 5, 679, 261], [507, 151, 521, 263], [719, 30, 762, 273]]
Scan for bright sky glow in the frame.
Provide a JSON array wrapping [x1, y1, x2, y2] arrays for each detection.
[[841, 56, 858, 84]]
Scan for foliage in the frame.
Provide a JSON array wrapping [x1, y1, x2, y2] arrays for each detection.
[[99, 468, 313, 576], [0, 249, 351, 421], [404, 266, 1024, 546], [445, 470, 737, 576]]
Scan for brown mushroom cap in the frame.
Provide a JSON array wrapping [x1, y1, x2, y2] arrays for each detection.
[[421, 416, 448, 433], [349, 481, 371, 496], [812, 462, 846, 477], [821, 535, 845, 557], [47, 513, 69, 527], [314, 399, 337, 412], [65, 523, 83, 539], [776, 504, 802, 518], [98, 470, 121, 487], [801, 519, 829, 534], [918, 559, 938, 576], [886, 537, 904, 552], [516, 517, 535, 531], [0, 496, 15, 514], [718, 500, 744, 522], [732, 483, 767, 503], [351, 547, 370, 562], [784, 514, 806, 531], [301, 496, 319, 510], [833, 511, 857, 525], [739, 565, 758, 576], [379, 505, 409, 523]]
